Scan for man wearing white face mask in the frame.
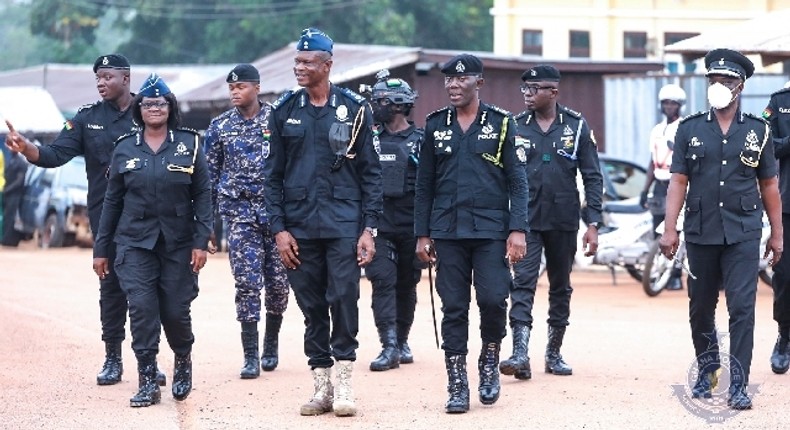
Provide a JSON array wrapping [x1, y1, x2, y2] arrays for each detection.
[[660, 48, 783, 410]]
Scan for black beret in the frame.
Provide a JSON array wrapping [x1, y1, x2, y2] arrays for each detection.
[[297, 28, 333, 54], [522, 65, 561, 82], [441, 54, 483, 76], [93, 54, 130, 73], [227, 64, 260, 83], [704, 48, 754, 80]]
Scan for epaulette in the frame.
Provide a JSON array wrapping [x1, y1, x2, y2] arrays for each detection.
[[560, 105, 582, 119], [177, 127, 200, 135], [770, 86, 790, 97], [338, 87, 366, 105], [426, 106, 450, 119], [486, 104, 512, 117], [679, 111, 705, 124], [514, 110, 529, 120], [269, 90, 295, 111], [76, 101, 100, 113], [113, 131, 136, 147], [744, 112, 770, 125]]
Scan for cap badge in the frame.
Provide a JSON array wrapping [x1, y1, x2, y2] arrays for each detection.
[[455, 61, 465, 73], [718, 58, 725, 66], [530, 69, 537, 76], [102, 56, 109, 65], [231, 72, 238, 82], [336, 104, 349, 122]]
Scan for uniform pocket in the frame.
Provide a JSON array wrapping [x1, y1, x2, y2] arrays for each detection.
[[740, 193, 762, 232], [552, 191, 580, 227], [684, 196, 702, 235], [685, 147, 705, 174], [331, 186, 362, 223], [473, 208, 506, 232]]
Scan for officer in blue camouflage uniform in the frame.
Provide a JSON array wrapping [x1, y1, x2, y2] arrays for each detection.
[[661, 48, 783, 410], [361, 70, 423, 371], [205, 64, 290, 379], [4, 54, 165, 387], [263, 29, 382, 417], [93, 74, 212, 407], [414, 54, 528, 414], [762, 83, 790, 374], [499, 65, 602, 381]]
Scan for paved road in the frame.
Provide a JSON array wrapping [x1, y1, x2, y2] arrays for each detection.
[[0, 247, 786, 429]]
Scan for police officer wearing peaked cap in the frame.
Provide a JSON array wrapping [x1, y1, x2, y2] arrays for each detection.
[[414, 53, 529, 413], [262, 28, 382, 417], [660, 48, 783, 410]]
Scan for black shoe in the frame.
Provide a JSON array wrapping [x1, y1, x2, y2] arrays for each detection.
[[261, 314, 282, 372], [130, 354, 161, 408], [97, 342, 123, 386], [156, 367, 167, 386], [728, 385, 752, 410], [478, 342, 501, 405], [240, 324, 260, 379], [444, 355, 469, 414], [545, 326, 572, 375], [370, 327, 400, 371], [499, 325, 531, 379], [172, 353, 192, 401], [691, 371, 717, 399], [770, 335, 790, 374], [399, 342, 414, 364]]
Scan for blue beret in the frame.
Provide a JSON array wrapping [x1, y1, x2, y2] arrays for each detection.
[[138, 73, 171, 97], [297, 28, 333, 54], [522, 65, 561, 82], [441, 54, 483, 76], [227, 64, 260, 83], [704, 48, 754, 80], [93, 54, 130, 73]]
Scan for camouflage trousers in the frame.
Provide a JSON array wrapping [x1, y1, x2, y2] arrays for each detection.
[[228, 219, 290, 322]]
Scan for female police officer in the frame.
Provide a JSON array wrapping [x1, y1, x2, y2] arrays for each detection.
[[93, 74, 213, 407]]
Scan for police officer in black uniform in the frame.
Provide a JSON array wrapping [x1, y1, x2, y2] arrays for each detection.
[[762, 84, 790, 374], [93, 74, 212, 407], [4, 54, 165, 387], [263, 28, 382, 418], [415, 54, 528, 414], [660, 48, 783, 410], [499, 65, 602, 381], [362, 70, 423, 371]]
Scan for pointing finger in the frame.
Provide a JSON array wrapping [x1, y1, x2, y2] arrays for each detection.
[[5, 119, 15, 133]]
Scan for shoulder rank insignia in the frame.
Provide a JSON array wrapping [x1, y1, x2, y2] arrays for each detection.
[[76, 101, 100, 114], [426, 106, 450, 120], [679, 111, 705, 124], [743, 111, 769, 125], [561, 105, 582, 119], [338, 87, 366, 105], [269, 90, 295, 111], [513, 110, 529, 121], [486, 104, 511, 117], [114, 131, 137, 147]]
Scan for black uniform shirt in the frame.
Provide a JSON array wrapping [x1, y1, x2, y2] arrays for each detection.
[[763, 88, 790, 213], [414, 102, 529, 240], [34, 98, 137, 232], [671, 109, 776, 245], [515, 104, 603, 231], [377, 123, 422, 234]]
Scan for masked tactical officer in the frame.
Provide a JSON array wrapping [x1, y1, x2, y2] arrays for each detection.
[[762, 84, 790, 374], [415, 54, 528, 414], [4, 54, 166, 387], [205, 64, 290, 379], [263, 28, 382, 417], [362, 70, 423, 371], [499, 65, 602, 381], [660, 48, 783, 410]]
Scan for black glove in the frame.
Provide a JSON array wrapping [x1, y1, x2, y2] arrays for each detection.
[[639, 191, 648, 208]]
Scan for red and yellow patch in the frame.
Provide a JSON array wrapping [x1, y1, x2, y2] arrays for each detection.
[[63, 120, 74, 130]]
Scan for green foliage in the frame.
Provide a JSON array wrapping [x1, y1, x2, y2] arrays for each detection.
[[28, 0, 106, 62]]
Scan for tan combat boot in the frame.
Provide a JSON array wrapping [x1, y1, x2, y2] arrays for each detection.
[[333, 360, 356, 416], [300, 367, 333, 416]]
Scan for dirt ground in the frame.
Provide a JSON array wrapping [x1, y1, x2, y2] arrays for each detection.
[[0, 245, 787, 430]]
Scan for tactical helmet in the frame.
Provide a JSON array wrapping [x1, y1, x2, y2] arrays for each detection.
[[368, 69, 418, 105], [658, 84, 686, 104]]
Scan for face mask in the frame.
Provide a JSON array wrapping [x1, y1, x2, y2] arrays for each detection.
[[372, 104, 396, 123], [707, 82, 738, 110]]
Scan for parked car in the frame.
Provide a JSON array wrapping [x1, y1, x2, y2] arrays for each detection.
[[598, 155, 647, 202], [15, 156, 92, 248]]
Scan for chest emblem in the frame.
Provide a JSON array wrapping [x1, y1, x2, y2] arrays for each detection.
[[516, 146, 527, 163], [336, 105, 349, 122], [125, 158, 140, 169], [174, 142, 190, 156], [563, 125, 573, 136], [434, 130, 453, 141], [689, 137, 703, 147]]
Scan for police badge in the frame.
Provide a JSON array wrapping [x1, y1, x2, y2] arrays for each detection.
[[517, 146, 527, 163], [174, 142, 189, 156], [336, 105, 349, 122]]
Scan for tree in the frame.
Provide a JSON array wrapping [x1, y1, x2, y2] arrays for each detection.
[[28, 0, 107, 63]]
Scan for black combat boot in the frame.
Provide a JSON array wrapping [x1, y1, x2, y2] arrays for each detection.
[[545, 326, 572, 375], [261, 313, 283, 372], [444, 354, 470, 414], [172, 352, 192, 401], [97, 341, 123, 385], [728, 384, 752, 410], [691, 369, 718, 399], [478, 342, 501, 405], [499, 325, 531, 380], [130, 353, 161, 407], [240, 322, 260, 379], [370, 326, 400, 371], [770, 328, 790, 374], [397, 325, 414, 364], [156, 366, 167, 386]]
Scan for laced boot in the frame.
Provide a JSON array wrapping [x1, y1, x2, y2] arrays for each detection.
[[370, 326, 400, 371], [770, 329, 790, 374], [333, 361, 357, 417], [130, 353, 161, 407], [97, 342, 123, 385], [398, 324, 414, 364], [172, 353, 192, 401], [499, 325, 531, 380], [156, 366, 167, 386], [300, 367, 333, 416], [261, 313, 283, 371], [691, 369, 718, 399], [478, 342, 501, 405], [545, 326, 573, 375], [444, 354, 470, 414], [728, 384, 753, 410], [240, 322, 260, 379]]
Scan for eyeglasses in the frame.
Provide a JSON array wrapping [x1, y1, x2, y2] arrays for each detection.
[[139, 101, 170, 110], [520, 85, 556, 95]]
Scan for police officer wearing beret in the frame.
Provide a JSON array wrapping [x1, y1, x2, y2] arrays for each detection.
[[93, 74, 212, 407], [414, 54, 528, 413], [660, 48, 783, 410], [4, 54, 166, 387], [263, 28, 382, 417], [205, 64, 291, 379], [499, 65, 602, 381], [762, 80, 790, 374]]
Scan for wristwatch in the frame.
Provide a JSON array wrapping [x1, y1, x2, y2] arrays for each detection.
[[364, 227, 378, 238], [588, 222, 601, 230]]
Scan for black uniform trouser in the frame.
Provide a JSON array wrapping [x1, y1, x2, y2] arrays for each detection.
[[509, 230, 575, 329], [686, 239, 758, 385], [115, 239, 198, 356], [286, 238, 360, 368], [771, 213, 790, 331], [365, 233, 419, 335], [99, 243, 129, 343], [434, 239, 510, 356], [1, 190, 23, 246]]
